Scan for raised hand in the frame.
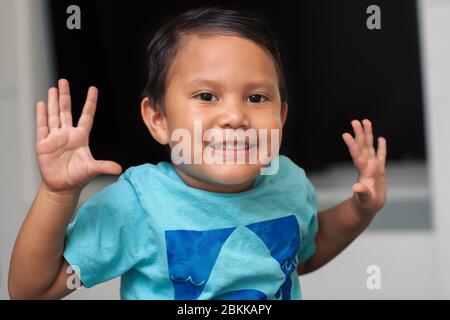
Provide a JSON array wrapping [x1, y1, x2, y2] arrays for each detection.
[[36, 79, 122, 192], [342, 119, 387, 217]]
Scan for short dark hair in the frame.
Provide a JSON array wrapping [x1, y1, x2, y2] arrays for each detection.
[[142, 7, 288, 113]]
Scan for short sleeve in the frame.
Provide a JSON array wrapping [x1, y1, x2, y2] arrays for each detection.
[[63, 175, 152, 288], [297, 176, 319, 263]]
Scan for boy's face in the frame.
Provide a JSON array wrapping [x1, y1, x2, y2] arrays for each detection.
[[142, 34, 287, 193]]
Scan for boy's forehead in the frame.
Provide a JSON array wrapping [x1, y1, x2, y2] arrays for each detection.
[[178, 34, 267, 60], [172, 34, 278, 84]]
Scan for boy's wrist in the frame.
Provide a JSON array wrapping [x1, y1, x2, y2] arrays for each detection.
[[39, 183, 81, 206], [349, 195, 377, 225]]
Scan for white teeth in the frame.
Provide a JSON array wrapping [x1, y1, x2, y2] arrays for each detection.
[[208, 141, 253, 150], [226, 144, 244, 150]]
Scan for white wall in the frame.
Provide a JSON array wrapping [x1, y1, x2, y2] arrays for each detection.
[[0, 0, 448, 300], [418, 0, 450, 299], [0, 0, 46, 299]]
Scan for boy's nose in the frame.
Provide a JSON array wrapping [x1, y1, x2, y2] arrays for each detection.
[[217, 102, 250, 129]]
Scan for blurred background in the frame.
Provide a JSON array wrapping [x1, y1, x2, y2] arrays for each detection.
[[0, 0, 449, 299]]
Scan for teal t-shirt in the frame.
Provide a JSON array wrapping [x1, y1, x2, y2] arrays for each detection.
[[63, 155, 318, 300]]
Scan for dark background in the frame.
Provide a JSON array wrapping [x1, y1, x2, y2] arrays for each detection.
[[48, 0, 425, 172]]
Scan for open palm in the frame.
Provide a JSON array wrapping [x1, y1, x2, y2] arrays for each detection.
[[342, 119, 387, 216], [36, 79, 121, 192]]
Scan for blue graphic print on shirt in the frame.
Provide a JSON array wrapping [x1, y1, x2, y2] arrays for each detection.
[[165, 215, 300, 300]]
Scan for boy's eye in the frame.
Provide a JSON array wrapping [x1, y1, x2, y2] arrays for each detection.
[[247, 94, 268, 103], [195, 92, 218, 102]]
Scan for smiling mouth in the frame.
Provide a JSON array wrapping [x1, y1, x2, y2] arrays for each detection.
[[206, 141, 257, 151]]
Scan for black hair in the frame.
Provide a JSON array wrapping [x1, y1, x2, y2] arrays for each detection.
[[142, 6, 288, 113]]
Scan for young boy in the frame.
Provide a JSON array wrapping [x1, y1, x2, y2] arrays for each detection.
[[8, 7, 387, 300]]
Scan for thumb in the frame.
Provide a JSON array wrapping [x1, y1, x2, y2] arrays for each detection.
[[352, 182, 371, 203], [92, 160, 122, 176], [352, 182, 369, 194]]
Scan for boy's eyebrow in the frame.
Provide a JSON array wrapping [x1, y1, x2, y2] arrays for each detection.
[[187, 79, 220, 87], [187, 78, 276, 91], [244, 80, 277, 91]]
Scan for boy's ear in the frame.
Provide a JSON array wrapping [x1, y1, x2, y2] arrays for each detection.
[[141, 97, 169, 145], [280, 102, 288, 127]]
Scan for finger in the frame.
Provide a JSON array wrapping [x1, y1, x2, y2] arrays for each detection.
[[377, 136, 387, 165], [342, 133, 367, 171], [36, 101, 49, 142], [362, 119, 375, 156], [351, 120, 365, 148], [342, 132, 361, 160], [47, 87, 60, 130], [77, 86, 98, 132], [58, 79, 73, 127], [92, 160, 122, 176]]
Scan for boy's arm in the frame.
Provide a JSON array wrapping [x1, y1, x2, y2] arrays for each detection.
[[8, 79, 121, 299], [9, 186, 81, 299], [298, 197, 377, 274], [298, 119, 387, 275]]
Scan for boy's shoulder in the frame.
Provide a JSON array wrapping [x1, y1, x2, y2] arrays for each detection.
[[117, 161, 179, 198], [258, 155, 316, 204], [83, 163, 169, 205], [121, 161, 174, 184], [278, 155, 306, 174], [273, 155, 309, 184], [73, 165, 152, 218]]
